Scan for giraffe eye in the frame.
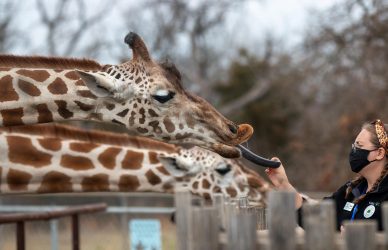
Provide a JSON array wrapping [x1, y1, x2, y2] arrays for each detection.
[[215, 164, 232, 176], [152, 90, 175, 103]]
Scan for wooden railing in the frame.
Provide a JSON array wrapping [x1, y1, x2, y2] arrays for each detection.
[[0, 203, 107, 250], [174, 191, 388, 250]]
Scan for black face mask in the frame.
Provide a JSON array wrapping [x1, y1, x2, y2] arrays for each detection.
[[349, 144, 378, 173]]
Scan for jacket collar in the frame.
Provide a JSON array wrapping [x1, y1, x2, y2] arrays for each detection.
[[351, 174, 388, 197]]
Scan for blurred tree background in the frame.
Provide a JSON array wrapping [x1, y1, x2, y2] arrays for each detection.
[[1, 0, 387, 192]]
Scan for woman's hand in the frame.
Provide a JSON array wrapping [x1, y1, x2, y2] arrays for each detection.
[[265, 157, 293, 190], [265, 157, 304, 209]]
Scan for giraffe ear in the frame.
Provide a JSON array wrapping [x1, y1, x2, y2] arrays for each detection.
[[158, 156, 190, 177], [76, 70, 133, 100]]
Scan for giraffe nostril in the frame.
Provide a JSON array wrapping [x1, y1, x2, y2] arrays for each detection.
[[228, 124, 238, 134]]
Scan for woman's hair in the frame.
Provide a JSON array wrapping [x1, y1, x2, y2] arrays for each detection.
[[345, 121, 388, 204]]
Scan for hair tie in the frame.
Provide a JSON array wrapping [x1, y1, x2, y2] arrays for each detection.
[[374, 119, 388, 149]]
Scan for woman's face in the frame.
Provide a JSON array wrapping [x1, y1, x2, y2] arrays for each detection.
[[354, 128, 382, 171], [354, 129, 376, 154]]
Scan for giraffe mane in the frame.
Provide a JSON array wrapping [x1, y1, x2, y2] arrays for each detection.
[[0, 55, 102, 70], [0, 124, 178, 153]]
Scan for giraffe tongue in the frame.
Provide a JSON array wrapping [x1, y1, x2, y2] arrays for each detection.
[[237, 145, 281, 168]]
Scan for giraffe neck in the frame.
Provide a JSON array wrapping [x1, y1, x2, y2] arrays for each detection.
[[0, 68, 102, 126], [0, 125, 177, 194]]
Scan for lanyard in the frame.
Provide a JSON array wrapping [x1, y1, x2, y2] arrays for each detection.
[[350, 205, 359, 221]]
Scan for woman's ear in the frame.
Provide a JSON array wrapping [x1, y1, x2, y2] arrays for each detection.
[[377, 147, 386, 160]]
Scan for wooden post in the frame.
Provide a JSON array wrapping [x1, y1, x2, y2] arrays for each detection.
[[343, 221, 377, 250], [258, 207, 267, 230], [268, 191, 296, 250], [174, 191, 192, 250], [72, 214, 80, 250], [226, 210, 257, 250], [237, 196, 249, 208], [303, 200, 336, 250], [383, 202, 388, 247], [223, 202, 237, 233], [212, 194, 225, 231], [16, 221, 25, 250], [119, 196, 130, 250], [190, 206, 219, 250]]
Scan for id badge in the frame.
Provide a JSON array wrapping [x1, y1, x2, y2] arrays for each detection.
[[343, 202, 354, 211]]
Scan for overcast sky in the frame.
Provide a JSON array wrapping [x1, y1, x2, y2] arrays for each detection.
[[9, 0, 341, 62], [233, 0, 341, 48]]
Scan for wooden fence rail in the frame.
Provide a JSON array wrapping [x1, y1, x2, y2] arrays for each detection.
[[174, 190, 388, 250], [0, 203, 107, 250]]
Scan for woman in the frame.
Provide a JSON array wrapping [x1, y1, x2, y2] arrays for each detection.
[[266, 119, 388, 231]]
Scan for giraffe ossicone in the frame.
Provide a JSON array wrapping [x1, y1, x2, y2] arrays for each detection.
[[0, 31, 255, 159], [0, 123, 270, 203]]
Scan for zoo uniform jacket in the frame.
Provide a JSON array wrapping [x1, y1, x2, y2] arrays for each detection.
[[298, 174, 388, 231]]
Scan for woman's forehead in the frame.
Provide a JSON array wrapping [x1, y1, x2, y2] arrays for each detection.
[[355, 128, 372, 144]]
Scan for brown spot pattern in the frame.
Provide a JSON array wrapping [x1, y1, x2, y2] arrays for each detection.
[[118, 175, 140, 191], [1, 108, 24, 126], [17, 69, 50, 82], [148, 109, 158, 117], [38, 171, 72, 193], [74, 101, 94, 111], [55, 100, 74, 119], [148, 152, 159, 164], [135, 77, 142, 84], [48, 77, 68, 94], [64, 71, 80, 80], [38, 138, 62, 151], [226, 187, 237, 197], [98, 147, 121, 169], [139, 108, 145, 124], [105, 103, 115, 110], [149, 121, 162, 134], [7, 135, 52, 167], [121, 150, 144, 169], [69, 142, 98, 153], [36, 103, 53, 123], [0, 75, 19, 102], [18, 79, 41, 96], [116, 109, 129, 117], [163, 117, 175, 133], [74, 80, 85, 86], [202, 179, 211, 189], [156, 165, 170, 175], [193, 181, 199, 189], [185, 113, 196, 129], [7, 169, 32, 191], [203, 193, 211, 199], [81, 174, 110, 191], [137, 127, 148, 134], [60, 155, 94, 170], [77, 90, 97, 99], [145, 169, 162, 185]]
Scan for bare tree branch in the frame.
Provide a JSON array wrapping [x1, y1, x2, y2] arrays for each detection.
[[219, 79, 270, 116], [0, 1, 21, 52], [35, 0, 111, 57]]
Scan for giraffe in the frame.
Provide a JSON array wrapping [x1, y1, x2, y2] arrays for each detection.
[[0, 124, 270, 203], [0, 31, 259, 161]]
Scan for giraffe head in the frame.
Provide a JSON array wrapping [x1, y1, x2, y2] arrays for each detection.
[[76, 32, 253, 158], [158, 146, 270, 204]]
